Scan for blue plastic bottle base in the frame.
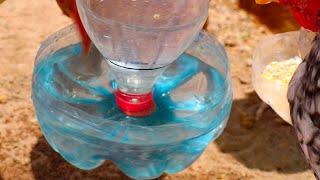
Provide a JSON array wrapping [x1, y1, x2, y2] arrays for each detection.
[[32, 26, 232, 179]]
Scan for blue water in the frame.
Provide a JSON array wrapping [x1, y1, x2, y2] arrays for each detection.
[[32, 43, 232, 179]]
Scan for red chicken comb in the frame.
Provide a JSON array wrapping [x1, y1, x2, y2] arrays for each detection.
[[285, 0, 320, 32], [56, 0, 91, 55]]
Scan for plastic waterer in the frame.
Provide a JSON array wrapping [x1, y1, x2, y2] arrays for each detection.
[[77, 0, 212, 116], [32, 0, 233, 179], [252, 28, 316, 124]]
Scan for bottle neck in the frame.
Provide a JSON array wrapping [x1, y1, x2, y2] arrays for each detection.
[[115, 90, 156, 117], [107, 60, 167, 94], [107, 60, 167, 116]]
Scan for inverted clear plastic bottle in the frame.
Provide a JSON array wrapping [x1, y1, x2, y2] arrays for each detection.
[[76, 0, 209, 115]]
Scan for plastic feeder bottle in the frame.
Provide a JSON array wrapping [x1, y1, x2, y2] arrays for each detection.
[[252, 28, 316, 124]]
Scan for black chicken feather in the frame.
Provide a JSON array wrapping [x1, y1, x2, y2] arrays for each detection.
[[288, 13, 320, 179]]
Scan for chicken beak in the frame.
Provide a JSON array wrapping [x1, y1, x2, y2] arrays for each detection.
[[255, 0, 280, 4]]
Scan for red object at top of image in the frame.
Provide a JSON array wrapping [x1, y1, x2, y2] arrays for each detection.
[[280, 0, 320, 32], [256, 0, 320, 32], [56, 0, 91, 55]]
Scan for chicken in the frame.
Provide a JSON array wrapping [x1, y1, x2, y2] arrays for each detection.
[[283, 0, 319, 32], [288, 23, 320, 179], [256, 0, 319, 32], [56, 0, 91, 55], [256, 0, 320, 179], [256, 0, 279, 3]]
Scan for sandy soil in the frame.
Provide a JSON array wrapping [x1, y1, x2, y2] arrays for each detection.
[[0, 0, 316, 179]]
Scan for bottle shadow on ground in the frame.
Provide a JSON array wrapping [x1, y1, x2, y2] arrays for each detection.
[[238, 0, 300, 33], [215, 91, 309, 173]]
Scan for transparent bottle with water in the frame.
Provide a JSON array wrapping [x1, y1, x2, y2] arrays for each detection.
[[77, 0, 209, 115], [32, 1, 233, 179]]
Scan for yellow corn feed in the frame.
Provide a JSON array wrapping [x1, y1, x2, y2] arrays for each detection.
[[262, 56, 302, 85]]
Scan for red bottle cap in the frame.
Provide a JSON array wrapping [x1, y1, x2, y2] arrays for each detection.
[[115, 90, 156, 117]]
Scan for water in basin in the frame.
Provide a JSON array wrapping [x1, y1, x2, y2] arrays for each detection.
[[32, 26, 232, 179]]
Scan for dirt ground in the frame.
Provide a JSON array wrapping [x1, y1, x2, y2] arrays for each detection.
[[0, 0, 316, 179]]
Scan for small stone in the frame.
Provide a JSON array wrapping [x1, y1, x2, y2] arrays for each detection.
[[218, 175, 225, 179], [224, 42, 236, 47], [29, 118, 38, 123], [246, 58, 252, 67], [0, 95, 8, 104], [153, 14, 160, 19]]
